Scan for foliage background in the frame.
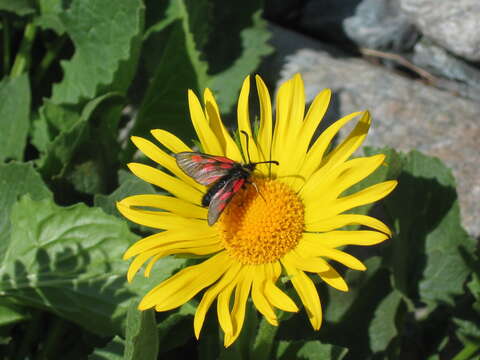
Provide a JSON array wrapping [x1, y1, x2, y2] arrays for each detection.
[[0, 0, 478, 359]]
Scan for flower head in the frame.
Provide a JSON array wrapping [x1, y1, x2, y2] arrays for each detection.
[[117, 74, 397, 347]]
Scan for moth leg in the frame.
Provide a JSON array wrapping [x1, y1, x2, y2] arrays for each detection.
[[250, 181, 267, 203]]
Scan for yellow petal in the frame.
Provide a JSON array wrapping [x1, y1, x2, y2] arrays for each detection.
[[285, 88, 331, 190], [331, 180, 398, 215], [255, 75, 273, 165], [322, 111, 371, 170], [188, 90, 223, 155], [204, 88, 243, 161], [127, 163, 202, 204], [237, 76, 261, 163], [281, 257, 322, 330], [301, 154, 385, 201], [123, 229, 215, 259], [116, 202, 205, 230], [318, 264, 348, 292], [271, 77, 293, 166], [120, 194, 207, 219], [299, 111, 363, 180], [224, 266, 254, 347], [143, 242, 223, 277], [131, 136, 204, 191], [217, 280, 237, 337], [194, 262, 243, 339], [150, 129, 193, 153], [138, 251, 231, 311], [264, 263, 299, 312], [297, 241, 366, 271], [301, 231, 389, 248], [127, 248, 158, 282], [276, 74, 305, 177], [251, 265, 278, 326], [305, 214, 392, 235], [282, 250, 330, 273]]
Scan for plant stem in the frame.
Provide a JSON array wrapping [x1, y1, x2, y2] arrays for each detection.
[[10, 21, 37, 78], [14, 310, 43, 360], [34, 35, 67, 86], [452, 343, 480, 360], [2, 14, 11, 75], [250, 317, 278, 360], [38, 317, 68, 360]]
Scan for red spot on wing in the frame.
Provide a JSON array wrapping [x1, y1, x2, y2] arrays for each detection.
[[191, 155, 203, 162], [219, 191, 233, 201], [212, 156, 235, 164], [219, 163, 234, 169], [232, 179, 245, 192]]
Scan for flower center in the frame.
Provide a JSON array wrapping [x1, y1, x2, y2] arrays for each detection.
[[217, 177, 304, 265]]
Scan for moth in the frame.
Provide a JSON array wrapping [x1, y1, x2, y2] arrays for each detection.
[[174, 132, 279, 225]]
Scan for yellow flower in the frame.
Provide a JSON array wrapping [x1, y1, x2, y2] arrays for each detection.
[[117, 74, 397, 347]]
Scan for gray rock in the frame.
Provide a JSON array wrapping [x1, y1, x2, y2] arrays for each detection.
[[301, 0, 360, 43], [299, 0, 418, 52], [344, 0, 418, 52], [412, 38, 480, 102], [266, 25, 480, 238], [400, 0, 480, 61]]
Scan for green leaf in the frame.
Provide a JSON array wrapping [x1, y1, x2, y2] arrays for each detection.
[[0, 300, 29, 326], [51, 0, 144, 104], [454, 318, 480, 346], [0, 74, 30, 162], [369, 290, 403, 353], [0, 0, 35, 16], [0, 195, 185, 336], [276, 340, 348, 360], [35, 93, 123, 182], [251, 317, 279, 360], [124, 304, 158, 360], [206, 6, 273, 112], [157, 302, 195, 353], [0, 162, 52, 257], [35, 0, 66, 34], [94, 170, 156, 219], [384, 150, 476, 305], [88, 336, 124, 360], [131, 2, 209, 155]]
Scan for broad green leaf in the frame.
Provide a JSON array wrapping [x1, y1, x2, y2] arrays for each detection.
[[0, 74, 30, 162], [206, 7, 273, 112], [251, 317, 278, 360], [0, 300, 29, 326], [0, 162, 52, 257], [35, 0, 65, 34], [0, 195, 185, 336], [157, 302, 195, 353], [218, 303, 258, 360], [124, 304, 158, 360], [94, 170, 156, 219], [276, 340, 348, 360], [36, 93, 123, 182], [88, 336, 124, 360], [31, 100, 81, 154], [0, 0, 35, 15], [454, 318, 480, 346], [319, 257, 392, 357], [131, 17, 207, 154], [51, 0, 144, 104], [369, 290, 403, 353], [384, 150, 476, 305]]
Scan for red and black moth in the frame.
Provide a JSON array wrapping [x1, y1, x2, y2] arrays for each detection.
[[174, 132, 279, 226]]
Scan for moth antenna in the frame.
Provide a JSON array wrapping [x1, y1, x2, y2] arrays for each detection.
[[240, 130, 252, 164], [251, 181, 267, 203]]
